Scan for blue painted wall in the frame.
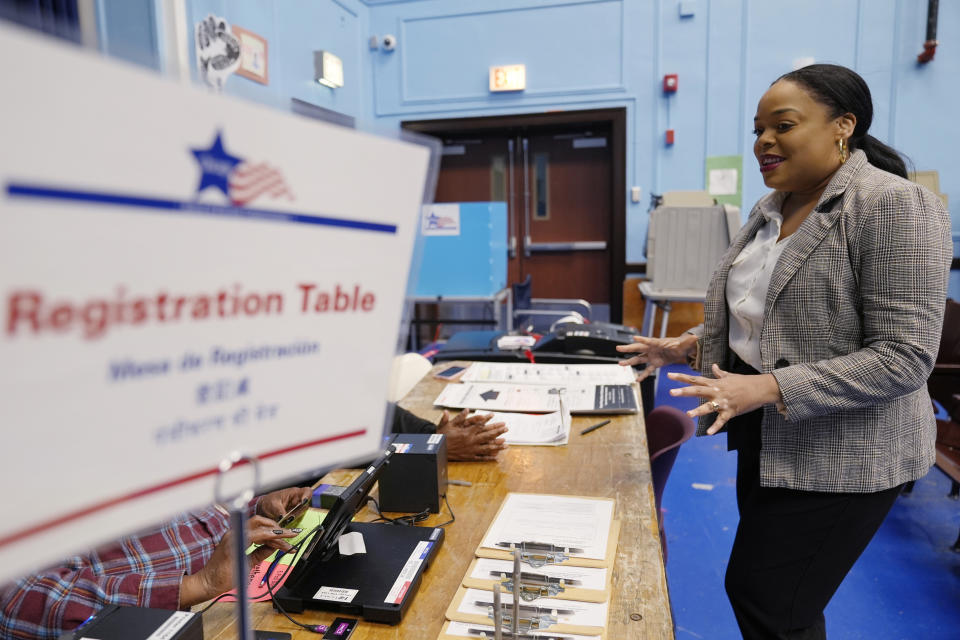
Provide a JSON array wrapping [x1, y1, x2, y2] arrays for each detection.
[[364, 0, 959, 266], [95, 0, 959, 291], [183, 0, 370, 124]]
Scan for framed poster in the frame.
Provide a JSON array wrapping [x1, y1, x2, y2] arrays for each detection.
[[233, 25, 268, 84]]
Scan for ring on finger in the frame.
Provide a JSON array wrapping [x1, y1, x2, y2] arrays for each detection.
[[710, 400, 720, 412]]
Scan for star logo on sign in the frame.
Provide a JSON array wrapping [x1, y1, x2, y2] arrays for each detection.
[[191, 131, 243, 198]]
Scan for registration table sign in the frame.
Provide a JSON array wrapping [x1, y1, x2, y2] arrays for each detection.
[[0, 25, 430, 583]]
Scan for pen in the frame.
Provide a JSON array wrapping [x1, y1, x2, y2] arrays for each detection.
[[580, 419, 611, 435], [260, 548, 292, 586]]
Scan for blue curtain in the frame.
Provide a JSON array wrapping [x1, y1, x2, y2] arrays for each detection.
[[0, 0, 80, 42]]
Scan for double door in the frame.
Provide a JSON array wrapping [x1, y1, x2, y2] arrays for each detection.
[[427, 123, 615, 307]]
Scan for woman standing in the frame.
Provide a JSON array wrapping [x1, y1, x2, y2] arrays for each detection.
[[620, 64, 952, 639]]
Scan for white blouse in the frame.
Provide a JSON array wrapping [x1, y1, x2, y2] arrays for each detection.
[[726, 195, 791, 372]]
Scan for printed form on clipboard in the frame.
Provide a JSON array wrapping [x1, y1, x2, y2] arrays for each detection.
[[434, 382, 638, 414], [438, 620, 604, 640], [446, 587, 609, 636], [476, 493, 619, 569], [462, 556, 610, 603], [461, 362, 637, 385], [481, 397, 572, 446]]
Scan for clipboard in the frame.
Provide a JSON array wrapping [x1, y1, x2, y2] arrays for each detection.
[[445, 586, 607, 637], [460, 557, 610, 604], [436, 619, 607, 640], [475, 493, 620, 569]]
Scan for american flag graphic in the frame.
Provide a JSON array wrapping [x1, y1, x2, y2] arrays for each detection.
[[228, 162, 294, 206]]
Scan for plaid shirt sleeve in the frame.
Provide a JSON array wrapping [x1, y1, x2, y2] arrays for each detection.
[[0, 506, 229, 640]]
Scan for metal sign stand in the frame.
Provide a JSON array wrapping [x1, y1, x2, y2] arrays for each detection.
[[489, 550, 524, 639], [214, 451, 261, 640]]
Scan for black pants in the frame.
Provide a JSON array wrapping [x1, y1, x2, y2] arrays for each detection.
[[725, 411, 902, 639]]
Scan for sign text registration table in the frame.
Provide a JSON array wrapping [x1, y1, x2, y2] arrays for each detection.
[[203, 362, 674, 638]]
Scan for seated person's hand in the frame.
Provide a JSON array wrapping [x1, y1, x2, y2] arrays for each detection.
[[180, 514, 300, 607], [437, 409, 508, 462], [255, 486, 312, 522]]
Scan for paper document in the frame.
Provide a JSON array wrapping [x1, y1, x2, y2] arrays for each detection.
[[224, 508, 327, 602], [337, 531, 366, 555], [444, 620, 601, 640], [434, 382, 637, 414], [483, 400, 571, 446], [480, 493, 614, 560], [470, 558, 608, 591], [457, 588, 608, 629], [462, 362, 637, 385]]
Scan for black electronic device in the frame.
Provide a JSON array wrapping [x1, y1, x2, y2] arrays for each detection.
[[274, 445, 442, 624], [433, 365, 466, 380], [290, 447, 393, 568], [536, 321, 640, 358], [58, 605, 203, 640], [379, 433, 447, 513], [273, 522, 443, 624], [322, 616, 358, 639]]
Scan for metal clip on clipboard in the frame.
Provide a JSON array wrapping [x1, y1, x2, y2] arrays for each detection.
[[494, 541, 583, 568], [495, 570, 576, 601], [481, 600, 563, 633], [469, 628, 576, 640], [481, 551, 567, 635]]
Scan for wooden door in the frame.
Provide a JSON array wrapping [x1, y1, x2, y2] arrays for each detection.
[[430, 128, 613, 304], [404, 109, 626, 320], [518, 129, 611, 303]]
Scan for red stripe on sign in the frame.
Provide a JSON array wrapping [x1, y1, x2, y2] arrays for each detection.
[[230, 171, 283, 192], [395, 581, 411, 604], [231, 162, 271, 179], [0, 428, 367, 549]]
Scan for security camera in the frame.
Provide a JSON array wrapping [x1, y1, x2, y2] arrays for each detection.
[[382, 34, 397, 51]]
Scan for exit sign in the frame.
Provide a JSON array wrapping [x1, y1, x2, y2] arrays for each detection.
[[489, 64, 526, 92]]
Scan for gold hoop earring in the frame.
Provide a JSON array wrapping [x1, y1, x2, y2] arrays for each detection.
[[838, 138, 848, 164]]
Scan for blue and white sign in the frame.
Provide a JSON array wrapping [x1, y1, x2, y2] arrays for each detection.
[[421, 203, 461, 236], [0, 24, 431, 583]]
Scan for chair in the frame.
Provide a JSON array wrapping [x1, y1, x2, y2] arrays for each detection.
[[386, 353, 433, 402], [926, 298, 960, 551], [645, 405, 696, 563], [511, 274, 592, 334]]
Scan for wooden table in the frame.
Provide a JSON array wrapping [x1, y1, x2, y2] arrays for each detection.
[[203, 362, 673, 639]]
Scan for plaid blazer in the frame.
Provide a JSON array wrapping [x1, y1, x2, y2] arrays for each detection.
[[695, 150, 952, 492]]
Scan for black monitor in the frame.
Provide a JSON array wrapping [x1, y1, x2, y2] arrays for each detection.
[[271, 440, 445, 623], [282, 446, 393, 587]]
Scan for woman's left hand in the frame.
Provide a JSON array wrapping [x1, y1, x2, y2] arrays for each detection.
[[256, 487, 312, 521], [667, 364, 783, 434]]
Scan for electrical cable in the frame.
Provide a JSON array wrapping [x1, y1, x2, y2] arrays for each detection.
[[199, 521, 328, 634], [435, 493, 455, 527], [201, 493, 456, 631], [365, 493, 455, 528], [262, 523, 328, 634], [365, 496, 430, 525]]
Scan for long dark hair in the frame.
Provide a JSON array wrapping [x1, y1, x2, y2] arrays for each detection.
[[776, 64, 909, 178]]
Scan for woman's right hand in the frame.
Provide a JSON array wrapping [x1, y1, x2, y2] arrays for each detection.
[[180, 516, 299, 607], [616, 333, 698, 381]]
